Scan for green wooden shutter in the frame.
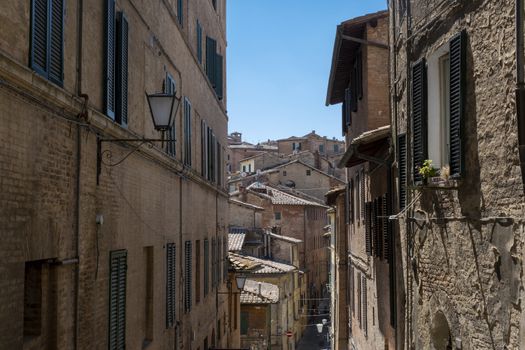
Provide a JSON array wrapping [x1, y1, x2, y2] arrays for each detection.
[[109, 250, 127, 350], [240, 312, 249, 335], [362, 275, 367, 336], [49, 0, 63, 85], [30, 0, 48, 75], [196, 20, 203, 63], [166, 243, 176, 328], [206, 37, 217, 86], [184, 99, 192, 166], [105, 0, 116, 119], [216, 54, 223, 99], [398, 134, 407, 209], [412, 59, 427, 183], [184, 241, 192, 312], [204, 239, 209, 296], [116, 12, 128, 126], [449, 30, 466, 178], [365, 202, 372, 255]]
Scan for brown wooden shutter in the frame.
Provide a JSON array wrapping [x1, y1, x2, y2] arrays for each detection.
[[362, 275, 367, 336], [382, 194, 390, 261], [109, 250, 127, 349], [184, 241, 192, 312], [449, 30, 466, 178], [412, 59, 427, 183], [357, 272, 362, 324]]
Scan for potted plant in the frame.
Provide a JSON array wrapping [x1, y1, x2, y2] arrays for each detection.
[[418, 159, 438, 185]]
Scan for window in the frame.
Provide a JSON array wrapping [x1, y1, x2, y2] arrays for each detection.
[[177, 0, 183, 26], [184, 241, 192, 313], [334, 144, 339, 153], [109, 250, 127, 349], [212, 238, 216, 288], [362, 275, 368, 336], [282, 170, 287, 176], [360, 169, 365, 220], [24, 261, 43, 339], [306, 169, 311, 176], [205, 36, 224, 98], [212, 0, 217, 10], [242, 165, 246, 173], [319, 144, 325, 154], [201, 120, 208, 178], [275, 212, 281, 220], [104, 3, 128, 125], [355, 173, 360, 222], [204, 239, 209, 296], [292, 142, 301, 151], [30, 0, 63, 86], [398, 134, 407, 209], [357, 272, 362, 324], [165, 73, 177, 157], [240, 312, 249, 335], [143, 247, 153, 346], [166, 243, 176, 328], [196, 20, 203, 63], [196, 240, 201, 303], [183, 98, 192, 166], [342, 88, 351, 135], [412, 31, 466, 181]]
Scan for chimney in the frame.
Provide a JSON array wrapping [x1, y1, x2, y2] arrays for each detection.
[[239, 185, 247, 202]]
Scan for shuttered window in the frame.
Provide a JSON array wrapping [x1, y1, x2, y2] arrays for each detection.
[[350, 180, 354, 223], [104, 0, 116, 119], [412, 59, 428, 183], [165, 74, 177, 157], [218, 237, 222, 283], [166, 243, 176, 328], [196, 241, 201, 303], [201, 120, 208, 178], [349, 265, 355, 315], [184, 241, 192, 313], [211, 238, 216, 288], [196, 20, 203, 64], [365, 202, 372, 255], [361, 275, 367, 336], [382, 194, 391, 261], [109, 250, 127, 349], [360, 169, 365, 219], [342, 87, 352, 135], [357, 50, 363, 99], [30, 0, 64, 86], [398, 134, 407, 209], [206, 37, 217, 87], [204, 239, 209, 296], [183, 98, 192, 166], [115, 12, 128, 126], [177, 0, 183, 26], [357, 272, 362, 324], [216, 54, 224, 100], [449, 31, 466, 178]]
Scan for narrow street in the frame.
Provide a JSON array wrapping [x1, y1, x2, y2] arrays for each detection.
[[296, 298, 331, 350]]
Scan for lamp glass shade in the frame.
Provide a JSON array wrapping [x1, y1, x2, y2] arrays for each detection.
[[322, 318, 327, 325], [236, 275, 247, 290], [146, 93, 176, 130], [316, 323, 323, 333]]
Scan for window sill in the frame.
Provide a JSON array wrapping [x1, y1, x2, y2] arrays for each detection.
[[411, 178, 460, 190]]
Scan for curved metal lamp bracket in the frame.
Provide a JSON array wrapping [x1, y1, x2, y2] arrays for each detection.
[[96, 136, 174, 185]]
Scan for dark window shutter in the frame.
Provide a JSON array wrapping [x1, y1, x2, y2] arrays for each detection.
[[411, 59, 427, 183], [177, 0, 183, 26], [449, 30, 466, 178], [116, 12, 128, 126], [216, 54, 223, 99], [345, 88, 352, 127], [109, 250, 127, 349], [342, 99, 347, 136], [382, 194, 390, 261], [357, 272, 362, 324], [196, 20, 203, 63], [349, 265, 355, 315], [204, 239, 209, 296], [351, 63, 358, 112], [371, 198, 377, 256], [350, 180, 354, 223], [184, 99, 192, 166], [31, 0, 48, 75], [218, 237, 222, 283], [184, 241, 192, 312], [105, 0, 116, 119], [201, 120, 207, 178], [49, 0, 63, 85], [365, 202, 372, 255], [398, 134, 407, 209], [165, 74, 177, 156], [362, 275, 367, 336], [357, 50, 363, 99], [360, 170, 365, 219], [206, 37, 217, 87], [166, 243, 176, 328]]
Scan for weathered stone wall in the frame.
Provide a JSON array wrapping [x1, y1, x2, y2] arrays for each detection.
[[390, 0, 525, 349]]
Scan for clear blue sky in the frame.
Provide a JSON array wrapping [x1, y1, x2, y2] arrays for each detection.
[[226, 0, 387, 144]]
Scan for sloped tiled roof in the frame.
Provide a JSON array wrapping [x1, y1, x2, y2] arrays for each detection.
[[228, 233, 245, 252], [228, 252, 297, 274], [240, 279, 279, 304], [264, 231, 302, 244], [246, 182, 326, 207], [229, 198, 265, 211]]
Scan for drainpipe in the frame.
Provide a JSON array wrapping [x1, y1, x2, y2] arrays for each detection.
[[516, 0, 525, 194]]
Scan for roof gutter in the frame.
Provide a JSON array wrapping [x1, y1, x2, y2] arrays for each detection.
[[516, 0, 525, 194]]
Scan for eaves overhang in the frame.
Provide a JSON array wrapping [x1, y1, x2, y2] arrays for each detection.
[[338, 125, 391, 168]]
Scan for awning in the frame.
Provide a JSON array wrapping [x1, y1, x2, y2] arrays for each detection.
[[338, 125, 391, 168]]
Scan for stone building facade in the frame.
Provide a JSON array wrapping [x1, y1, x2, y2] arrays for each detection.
[[0, 0, 231, 349], [326, 10, 395, 350], [389, 0, 525, 349]]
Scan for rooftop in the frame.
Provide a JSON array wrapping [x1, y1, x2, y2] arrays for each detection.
[[228, 233, 246, 252], [246, 182, 328, 207], [240, 279, 279, 304], [228, 252, 297, 274]]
